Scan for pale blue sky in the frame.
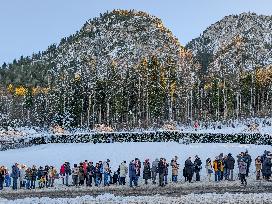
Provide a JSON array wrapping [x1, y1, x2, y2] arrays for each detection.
[[0, 0, 271, 64]]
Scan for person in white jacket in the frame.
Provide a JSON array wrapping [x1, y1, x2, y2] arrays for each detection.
[[19, 164, 26, 188], [119, 161, 128, 185]]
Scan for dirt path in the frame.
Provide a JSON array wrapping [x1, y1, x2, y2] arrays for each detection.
[[1, 181, 272, 200]]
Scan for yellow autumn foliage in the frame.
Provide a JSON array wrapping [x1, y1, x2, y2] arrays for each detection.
[[7, 84, 14, 93], [204, 82, 212, 90], [32, 87, 50, 95], [256, 66, 272, 86], [15, 86, 27, 96]]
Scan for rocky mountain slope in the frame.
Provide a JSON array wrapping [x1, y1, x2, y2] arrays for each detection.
[[186, 12, 272, 76]]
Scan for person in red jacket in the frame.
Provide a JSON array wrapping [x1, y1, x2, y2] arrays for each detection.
[[60, 163, 65, 185], [83, 160, 88, 185]]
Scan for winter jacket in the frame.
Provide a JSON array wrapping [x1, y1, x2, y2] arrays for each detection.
[[60, 165, 65, 176], [31, 168, 37, 180], [72, 167, 79, 176], [194, 158, 202, 172], [225, 155, 235, 170], [25, 169, 32, 180], [244, 153, 252, 166], [143, 162, 151, 180], [158, 160, 165, 175], [262, 158, 272, 176], [164, 162, 169, 175], [37, 169, 44, 180], [238, 161, 247, 175], [205, 161, 213, 174], [151, 159, 159, 173], [213, 160, 223, 171], [83, 162, 88, 174], [129, 162, 136, 178], [64, 164, 71, 175], [255, 159, 262, 171], [184, 159, 194, 176], [11, 165, 20, 179], [49, 168, 57, 178], [171, 161, 179, 176], [78, 166, 85, 181], [19, 167, 26, 181], [87, 165, 95, 176], [103, 162, 110, 173], [0, 169, 5, 182], [94, 167, 101, 178], [237, 155, 242, 164], [119, 162, 128, 178]]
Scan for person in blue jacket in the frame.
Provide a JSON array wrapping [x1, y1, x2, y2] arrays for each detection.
[[10, 163, 20, 190], [129, 160, 137, 187]]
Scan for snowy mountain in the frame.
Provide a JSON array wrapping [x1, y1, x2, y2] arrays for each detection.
[[186, 12, 272, 75], [48, 9, 195, 79]]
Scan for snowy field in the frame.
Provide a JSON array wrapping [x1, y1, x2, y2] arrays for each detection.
[[1, 193, 272, 204], [0, 142, 270, 176]]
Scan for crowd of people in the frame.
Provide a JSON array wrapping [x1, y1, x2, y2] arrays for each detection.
[[0, 150, 272, 191]]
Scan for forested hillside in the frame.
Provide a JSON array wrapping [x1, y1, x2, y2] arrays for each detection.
[[0, 11, 271, 130]]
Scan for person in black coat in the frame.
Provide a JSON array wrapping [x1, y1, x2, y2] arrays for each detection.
[[0, 167, 5, 190], [243, 150, 252, 177], [143, 159, 151, 184], [194, 155, 202, 181], [86, 162, 95, 187], [226, 153, 235, 181], [262, 156, 272, 180], [158, 158, 165, 187], [185, 157, 194, 183]]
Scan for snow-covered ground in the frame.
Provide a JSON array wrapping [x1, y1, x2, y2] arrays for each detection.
[[1, 192, 272, 204], [0, 142, 270, 177], [0, 142, 271, 203]]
